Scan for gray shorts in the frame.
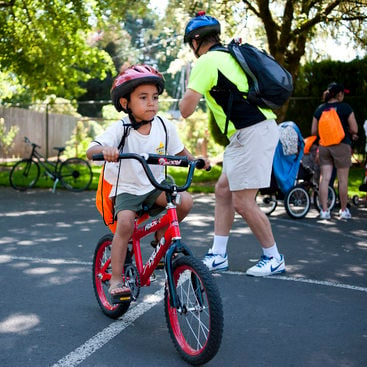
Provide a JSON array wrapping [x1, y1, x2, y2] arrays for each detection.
[[319, 143, 352, 169], [115, 188, 163, 216], [223, 119, 279, 191]]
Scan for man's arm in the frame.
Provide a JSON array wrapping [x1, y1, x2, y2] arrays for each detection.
[[179, 88, 202, 118]]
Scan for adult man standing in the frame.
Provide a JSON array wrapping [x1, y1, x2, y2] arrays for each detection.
[[179, 12, 285, 276]]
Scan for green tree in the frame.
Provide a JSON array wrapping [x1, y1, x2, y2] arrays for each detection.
[[0, 0, 150, 103], [239, 1, 367, 80]]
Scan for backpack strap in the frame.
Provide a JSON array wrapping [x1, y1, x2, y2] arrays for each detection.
[[209, 43, 247, 136], [114, 119, 132, 199], [156, 115, 168, 177]]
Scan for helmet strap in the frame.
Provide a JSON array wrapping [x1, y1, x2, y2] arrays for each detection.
[[127, 109, 153, 130], [190, 39, 204, 57]]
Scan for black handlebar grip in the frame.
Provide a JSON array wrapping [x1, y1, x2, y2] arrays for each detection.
[[92, 153, 105, 161], [196, 159, 211, 171]]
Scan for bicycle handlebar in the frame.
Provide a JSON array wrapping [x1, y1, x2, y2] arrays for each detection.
[[92, 152, 207, 192], [24, 136, 41, 149]]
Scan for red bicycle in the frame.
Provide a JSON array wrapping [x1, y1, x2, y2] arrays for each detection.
[[92, 152, 223, 365]]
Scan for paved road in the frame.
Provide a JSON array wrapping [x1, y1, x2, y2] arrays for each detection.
[[0, 187, 366, 367]]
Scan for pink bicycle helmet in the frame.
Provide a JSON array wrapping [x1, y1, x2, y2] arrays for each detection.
[[111, 64, 165, 112]]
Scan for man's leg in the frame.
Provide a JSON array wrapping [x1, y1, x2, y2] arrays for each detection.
[[232, 188, 284, 276], [202, 173, 234, 271], [232, 188, 275, 248], [214, 173, 235, 236]]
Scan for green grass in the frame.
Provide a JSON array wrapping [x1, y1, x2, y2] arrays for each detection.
[[0, 160, 365, 198]]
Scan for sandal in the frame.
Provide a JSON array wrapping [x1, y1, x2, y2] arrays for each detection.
[[109, 282, 131, 303]]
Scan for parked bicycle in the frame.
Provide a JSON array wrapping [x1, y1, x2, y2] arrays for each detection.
[[92, 152, 223, 365], [9, 137, 93, 192]]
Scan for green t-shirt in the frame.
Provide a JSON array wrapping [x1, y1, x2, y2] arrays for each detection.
[[187, 49, 276, 136]]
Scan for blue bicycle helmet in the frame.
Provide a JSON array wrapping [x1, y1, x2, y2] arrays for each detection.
[[184, 11, 221, 44]]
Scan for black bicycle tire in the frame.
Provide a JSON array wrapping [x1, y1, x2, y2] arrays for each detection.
[[284, 185, 310, 219], [9, 159, 40, 191], [255, 191, 277, 216], [59, 157, 92, 191], [313, 186, 336, 212], [92, 234, 131, 319], [164, 256, 223, 365]]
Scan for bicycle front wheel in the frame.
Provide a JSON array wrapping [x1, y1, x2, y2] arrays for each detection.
[[59, 158, 92, 191], [165, 256, 223, 365], [92, 234, 131, 319], [9, 159, 40, 191]]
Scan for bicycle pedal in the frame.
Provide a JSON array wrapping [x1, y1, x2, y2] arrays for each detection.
[[112, 294, 131, 304]]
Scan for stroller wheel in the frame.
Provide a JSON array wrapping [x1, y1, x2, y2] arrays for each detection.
[[255, 191, 277, 215], [285, 185, 310, 219], [352, 195, 359, 206], [314, 186, 336, 212]]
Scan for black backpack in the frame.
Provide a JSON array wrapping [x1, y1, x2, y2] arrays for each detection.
[[211, 39, 293, 134]]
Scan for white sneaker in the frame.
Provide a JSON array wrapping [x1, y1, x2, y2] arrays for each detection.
[[246, 255, 285, 277], [202, 249, 228, 272], [339, 208, 352, 219], [319, 209, 331, 219]]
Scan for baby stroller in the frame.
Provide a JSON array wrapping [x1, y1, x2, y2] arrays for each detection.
[[255, 121, 313, 219]]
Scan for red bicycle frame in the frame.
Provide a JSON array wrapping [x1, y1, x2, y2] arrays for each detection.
[[93, 152, 202, 307], [131, 201, 181, 287]]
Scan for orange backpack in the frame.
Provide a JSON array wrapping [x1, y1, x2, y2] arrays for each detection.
[[318, 108, 345, 147], [96, 163, 117, 233], [303, 135, 317, 154]]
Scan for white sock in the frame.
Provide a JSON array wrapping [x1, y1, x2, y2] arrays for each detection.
[[263, 243, 281, 261], [212, 235, 229, 256]]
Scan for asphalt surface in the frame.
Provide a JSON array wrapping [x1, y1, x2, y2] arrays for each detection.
[[0, 186, 366, 367]]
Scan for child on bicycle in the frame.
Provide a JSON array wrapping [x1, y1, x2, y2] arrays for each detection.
[[87, 64, 208, 299]]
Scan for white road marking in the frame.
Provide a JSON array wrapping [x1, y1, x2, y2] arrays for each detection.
[[3, 254, 367, 366], [225, 271, 367, 292], [50, 288, 164, 367]]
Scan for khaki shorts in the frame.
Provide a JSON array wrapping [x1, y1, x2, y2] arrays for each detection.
[[223, 119, 279, 191], [319, 143, 352, 169], [115, 188, 163, 216]]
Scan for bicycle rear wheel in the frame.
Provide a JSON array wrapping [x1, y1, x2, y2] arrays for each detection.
[[92, 234, 131, 319], [9, 159, 40, 190], [59, 158, 92, 191], [164, 256, 223, 365]]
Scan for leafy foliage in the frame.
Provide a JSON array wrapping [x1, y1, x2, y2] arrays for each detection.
[[0, 0, 147, 102], [0, 117, 19, 157]]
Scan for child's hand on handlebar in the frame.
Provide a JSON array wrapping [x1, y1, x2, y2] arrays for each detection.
[[102, 147, 120, 162]]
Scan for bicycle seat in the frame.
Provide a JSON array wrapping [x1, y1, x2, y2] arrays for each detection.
[[53, 147, 66, 153]]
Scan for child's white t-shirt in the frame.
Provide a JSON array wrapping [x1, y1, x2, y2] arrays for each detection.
[[88, 116, 184, 196]]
